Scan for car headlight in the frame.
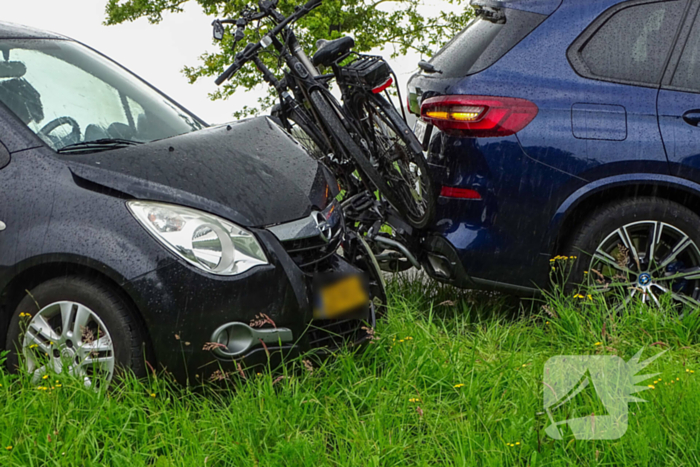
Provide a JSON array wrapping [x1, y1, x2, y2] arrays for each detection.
[[127, 201, 268, 276]]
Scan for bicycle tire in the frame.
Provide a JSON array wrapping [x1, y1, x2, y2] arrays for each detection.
[[348, 93, 435, 229], [308, 89, 408, 217], [272, 104, 329, 161]]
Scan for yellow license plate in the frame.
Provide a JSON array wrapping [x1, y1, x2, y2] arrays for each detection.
[[314, 275, 368, 319]]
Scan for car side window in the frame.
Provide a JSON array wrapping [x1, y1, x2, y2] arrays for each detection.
[[671, 9, 700, 92], [569, 0, 686, 86]]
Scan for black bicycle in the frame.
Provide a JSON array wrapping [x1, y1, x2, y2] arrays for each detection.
[[212, 0, 435, 229]]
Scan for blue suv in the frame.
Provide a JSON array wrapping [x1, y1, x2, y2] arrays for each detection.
[[408, 0, 700, 307]]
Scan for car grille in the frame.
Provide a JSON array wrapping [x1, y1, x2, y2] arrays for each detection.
[[269, 200, 345, 274], [281, 226, 343, 272]]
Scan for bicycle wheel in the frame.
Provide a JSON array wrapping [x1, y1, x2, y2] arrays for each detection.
[[349, 93, 435, 229], [308, 89, 408, 216], [272, 104, 329, 161]]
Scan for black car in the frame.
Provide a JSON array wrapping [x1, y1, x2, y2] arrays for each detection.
[[0, 22, 384, 386]]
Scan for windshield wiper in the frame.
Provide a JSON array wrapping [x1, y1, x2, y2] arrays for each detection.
[[418, 60, 443, 74], [473, 3, 506, 24], [57, 138, 143, 154]]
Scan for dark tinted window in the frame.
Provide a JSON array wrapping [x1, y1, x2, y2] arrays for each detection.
[[577, 1, 685, 85], [428, 8, 546, 78], [671, 10, 700, 92]]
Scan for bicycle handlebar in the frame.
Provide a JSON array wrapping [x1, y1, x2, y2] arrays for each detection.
[[214, 0, 323, 85]]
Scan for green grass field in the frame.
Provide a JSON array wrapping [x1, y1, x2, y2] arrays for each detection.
[[1, 272, 699, 466]]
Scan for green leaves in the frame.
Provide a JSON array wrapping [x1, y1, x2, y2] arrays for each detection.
[[104, 0, 473, 117]]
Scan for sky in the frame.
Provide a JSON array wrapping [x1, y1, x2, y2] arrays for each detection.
[[2, 0, 460, 124]]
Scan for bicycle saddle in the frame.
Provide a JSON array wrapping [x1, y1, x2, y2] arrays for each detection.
[[312, 36, 355, 67]]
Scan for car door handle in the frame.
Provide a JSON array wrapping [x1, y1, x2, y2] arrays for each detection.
[[682, 110, 700, 127]]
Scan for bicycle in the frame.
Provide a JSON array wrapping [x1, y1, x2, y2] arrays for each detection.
[[211, 0, 435, 229]]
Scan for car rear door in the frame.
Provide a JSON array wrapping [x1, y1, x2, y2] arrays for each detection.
[[658, 0, 700, 183]]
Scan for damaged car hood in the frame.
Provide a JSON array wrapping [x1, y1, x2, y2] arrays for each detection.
[[65, 117, 335, 227]]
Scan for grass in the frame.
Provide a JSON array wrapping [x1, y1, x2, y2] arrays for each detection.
[[1, 271, 700, 466]]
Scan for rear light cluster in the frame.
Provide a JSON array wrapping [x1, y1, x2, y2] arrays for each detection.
[[372, 77, 393, 94], [420, 95, 538, 137]]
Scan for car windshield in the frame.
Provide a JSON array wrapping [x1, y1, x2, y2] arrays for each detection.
[[0, 39, 204, 152]]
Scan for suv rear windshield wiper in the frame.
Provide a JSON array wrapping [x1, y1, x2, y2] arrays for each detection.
[[57, 138, 143, 154], [474, 6, 506, 24], [472, 2, 506, 24]]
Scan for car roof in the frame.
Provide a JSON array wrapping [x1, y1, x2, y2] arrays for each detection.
[[0, 21, 68, 40]]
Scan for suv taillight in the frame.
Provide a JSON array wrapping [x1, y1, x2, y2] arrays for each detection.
[[420, 95, 538, 137]]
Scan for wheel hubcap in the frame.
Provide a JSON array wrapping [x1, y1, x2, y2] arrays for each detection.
[[22, 301, 115, 388], [638, 273, 652, 287], [588, 220, 700, 311]]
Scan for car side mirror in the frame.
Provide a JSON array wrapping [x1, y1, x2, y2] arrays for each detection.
[[0, 142, 10, 170], [212, 20, 224, 41]]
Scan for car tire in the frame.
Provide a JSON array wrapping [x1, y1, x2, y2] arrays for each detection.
[[6, 276, 147, 385], [565, 197, 700, 308]]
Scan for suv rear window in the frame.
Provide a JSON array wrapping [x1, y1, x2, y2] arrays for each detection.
[[427, 7, 547, 78]]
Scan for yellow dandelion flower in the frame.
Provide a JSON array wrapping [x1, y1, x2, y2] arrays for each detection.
[[42, 375, 48, 380], [5, 446, 11, 450], [574, 294, 585, 299], [677, 377, 680, 381], [515, 442, 520, 445], [686, 369, 690, 373], [29, 344, 38, 349], [648, 385, 655, 389], [454, 384, 465, 388], [150, 393, 156, 398], [409, 398, 421, 403], [584, 271, 589, 275], [56, 384, 62, 388], [587, 295, 593, 301], [399, 339, 404, 343], [691, 371, 695, 374], [594, 342, 602, 346], [522, 364, 527, 367]]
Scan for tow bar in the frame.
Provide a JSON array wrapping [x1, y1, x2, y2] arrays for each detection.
[[342, 191, 423, 272]]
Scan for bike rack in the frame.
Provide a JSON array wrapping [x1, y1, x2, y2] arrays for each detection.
[[341, 191, 423, 273]]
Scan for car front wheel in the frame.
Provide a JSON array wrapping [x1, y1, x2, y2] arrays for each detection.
[[567, 197, 700, 311], [6, 276, 146, 388]]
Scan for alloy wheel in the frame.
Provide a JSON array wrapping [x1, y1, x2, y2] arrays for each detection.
[[22, 301, 115, 388], [588, 220, 700, 311]]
